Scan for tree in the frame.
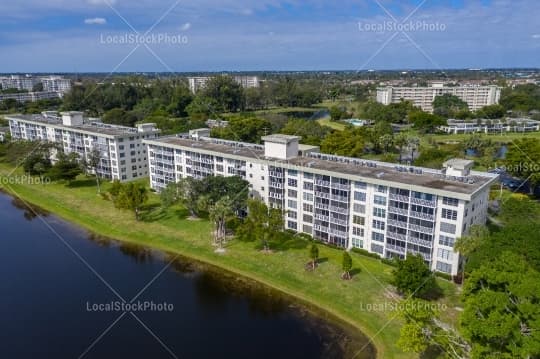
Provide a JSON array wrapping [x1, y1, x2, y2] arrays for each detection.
[[165, 177, 203, 217], [23, 152, 51, 176], [394, 132, 409, 163], [83, 147, 102, 193], [392, 254, 436, 298], [476, 104, 505, 119], [113, 182, 148, 220], [208, 196, 233, 249], [397, 298, 470, 358], [47, 152, 82, 183], [342, 251, 353, 279], [202, 75, 245, 112], [329, 105, 348, 121], [505, 138, 540, 194], [280, 119, 332, 146], [409, 111, 446, 133], [238, 198, 284, 251], [211, 116, 272, 144], [309, 244, 319, 270], [320, 128, 367, 157], [407, 136, 420, 164], [454, 225, 489, 282], [379, 134, 394, 154], [432, 94, 469, 118], [186, 95, 218, 120], [460, 251, 540, 358]]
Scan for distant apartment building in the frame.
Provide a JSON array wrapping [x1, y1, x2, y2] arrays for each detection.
[[0, 91, 60, 103], [0, 75, 38, 91], [376, 83, 501, 113], [188, 75, 260, 93], [6, 112, 160, 181], [143, 130, 498, 276], [40, 76, 72, 94], [441, 118, 540, 134]]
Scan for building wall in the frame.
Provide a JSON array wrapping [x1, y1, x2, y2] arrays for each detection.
[[145, 140, 493, 276], [7, 118, 157, 181]]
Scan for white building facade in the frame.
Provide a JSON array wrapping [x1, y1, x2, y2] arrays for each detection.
[[6, 112, 160, 181], [188, 75, 260, 93], [144, 131, 498, 276], [376, 84, 501, 113]]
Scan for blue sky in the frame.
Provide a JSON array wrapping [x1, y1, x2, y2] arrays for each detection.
[[0, 0, 538, 72]]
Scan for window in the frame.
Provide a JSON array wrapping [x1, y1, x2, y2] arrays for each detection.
[[374, 195, 386, 206], [302, 224, 312, 234], [287, 221, 297, 230], [442, 208, 458, 220], [372, 220, 386, 230], [287, 211, 297, 219], [303, 214, 313, 223], [352, 238, 363, 248], [439, 235, 455, 247], [353, 215, 365, 225], [376, 185, 387, 193], [303, 182, 313, 191], [288, 189, 297, 197], [304, 172, 313, 180], [303, 192, 313, 201], [372, 232, 384, 242], [288, 169, 297, 177], [287, 199, 297, 209], [353, 203, 365, 214], [371, 243, 384, 254], [436, 261, 452, 274], [440, 222, 456, 234], [443, 197, 459, 206], [303, 203, 313, 213], [354, 181, 367, 189], [354, 191, 366, 202], [437, 248, 453, 260], [352, 227, 364, 237], [288, 178, 297, 187], [373, 207, 386, 218]]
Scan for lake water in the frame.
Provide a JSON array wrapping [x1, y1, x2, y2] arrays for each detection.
[[0, 192, 375, 359]]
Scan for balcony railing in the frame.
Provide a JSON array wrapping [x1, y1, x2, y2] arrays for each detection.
[[409, 211, 435, 221], [329, 206, 348, 214], [408, 224, 434, 234], [411, 197, 436, 207], [407, 236, 433, 248], [331, 182, 350, 191], [386, 231, 407, 241], [315, 203, 329, 210], [388, 206, 408, 216], [387, 219, 408, 228], [386, 244, 406, 254]]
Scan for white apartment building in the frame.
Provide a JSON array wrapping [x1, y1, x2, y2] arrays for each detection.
[[0, 75, 38, 91], [144, 131, 498, 276], [188, 75, 260, 93], [376, 84, 501, 113], [440, 118, 540, 134], [0, 91, 60, 103], [41, 76, 72, 94], [6, 111, 160, 181]]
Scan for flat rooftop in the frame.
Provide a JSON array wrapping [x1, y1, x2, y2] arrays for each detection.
[[6, 114, 158, 137], [145, 136, 497, 196]]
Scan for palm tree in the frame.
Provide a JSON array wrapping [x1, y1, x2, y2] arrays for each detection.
[[407, 136, 420, 164], [454, 225, 489, 284], [209, 196, 233, 249], [395, 133, 409, 163]]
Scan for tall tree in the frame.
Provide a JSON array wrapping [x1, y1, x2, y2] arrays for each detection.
[[47, 152, 82, 183], [461, 251, 540, 358], [83, 147, 102, 193], [309, 244, 319, 270], [454, 225, 489, 283], [342, 251, 353, 279], [208, 196, 234, 249], [392, 254, 436, 298], [202, 75, 245, 112], [113, 182, 148, 220]]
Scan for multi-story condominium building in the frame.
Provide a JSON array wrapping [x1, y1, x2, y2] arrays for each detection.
[[440, 118, 540, 134], [40, 76, 72, 94], [0, 75, 38, 91], [144, 130, 498, 276], [376, 83, 501, 113], [6, 111, 160, 181], [0, 91, 60, 103], [188, 75, 260, 93]]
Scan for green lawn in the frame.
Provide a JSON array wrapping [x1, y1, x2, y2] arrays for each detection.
[[0, 163, 460, 359], [317, 117, 348, 131]]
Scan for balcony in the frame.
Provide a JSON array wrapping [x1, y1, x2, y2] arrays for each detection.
[[408, 224, 434, 235], [409, 211, 435, 221], [387, 219, 408, 229], [407, 237, 433, 248], [411, 197, 436, 207], [388, 206, 408, 216], [315, 180, 330, 187], [269, 171, 284, 177], [314, 191, 331, 199], [269, 182, 284, 189], [315, 203, 329, 210], [328, 228, 348, 237], [386, 244, 406, 254], [386, 231, 407, 241], [314, 214, 329, 221], [269, 192, 283, 200], [332, 195, 349, 203], [329, 217, 348, 226], [331, 182, 350, 191], [329, 206, 348, 214], [407, 250, 432, 261]]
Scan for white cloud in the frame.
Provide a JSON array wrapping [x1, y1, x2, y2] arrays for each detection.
[[180, 22, 191, 31], [84, 17, 107, 25], [532, 34, 540, 39]]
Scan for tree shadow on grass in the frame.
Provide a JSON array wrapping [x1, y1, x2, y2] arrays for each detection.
[[271, 236, 310, 251], [65, 178, 96, 188], [418, 281, 444, 301], [350, 268, 362, 277]]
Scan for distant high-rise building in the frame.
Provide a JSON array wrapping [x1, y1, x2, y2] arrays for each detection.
[[376, 84, 501, 113], [187, 75, 260, 93]]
